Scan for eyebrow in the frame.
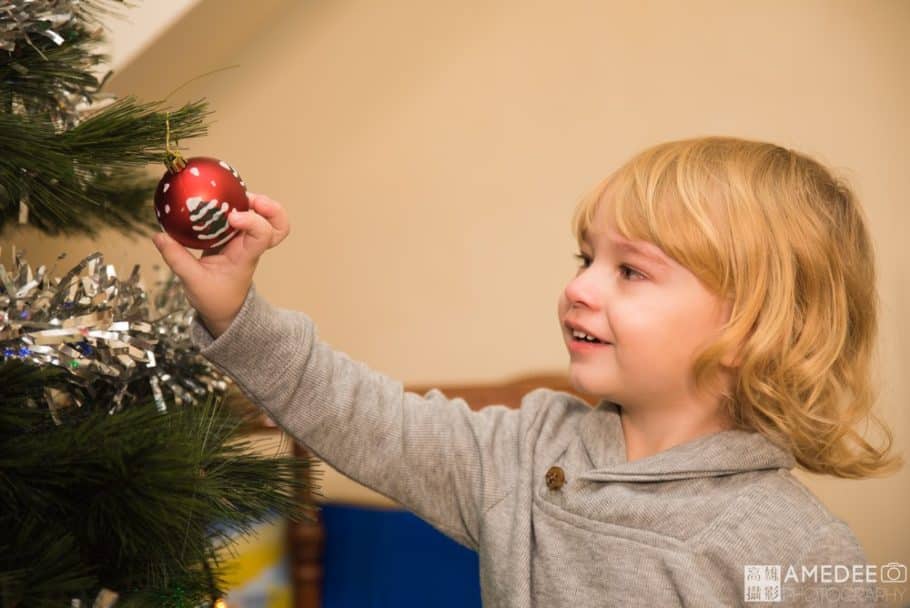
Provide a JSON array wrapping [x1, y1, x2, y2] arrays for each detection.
[[580, 230, 669, 268]]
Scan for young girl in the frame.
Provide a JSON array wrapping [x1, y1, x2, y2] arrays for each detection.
[[153, 136, 901, 606]]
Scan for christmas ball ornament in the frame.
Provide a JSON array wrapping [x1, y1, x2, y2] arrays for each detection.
[[154, 156, 249, 250]]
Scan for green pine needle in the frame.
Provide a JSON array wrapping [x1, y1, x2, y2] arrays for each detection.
[[0, 360, 317, 605]]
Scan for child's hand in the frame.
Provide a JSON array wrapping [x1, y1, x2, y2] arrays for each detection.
[[152, 192, 290, 338]]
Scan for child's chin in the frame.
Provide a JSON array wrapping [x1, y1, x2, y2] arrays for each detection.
[[567, 370, 605, 397]]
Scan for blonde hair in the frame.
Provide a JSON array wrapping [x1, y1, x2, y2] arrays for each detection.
[[572, 136, 901, 478]]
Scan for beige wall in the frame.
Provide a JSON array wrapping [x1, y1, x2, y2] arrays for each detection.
[[4, 0, 907, 573], [100, 0, 203, 73]]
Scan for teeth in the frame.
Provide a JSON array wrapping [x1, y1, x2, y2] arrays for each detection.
[[571, 329, 599, 342]]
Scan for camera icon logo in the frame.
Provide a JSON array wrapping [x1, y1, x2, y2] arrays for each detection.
[[880, 562, 907, 583]]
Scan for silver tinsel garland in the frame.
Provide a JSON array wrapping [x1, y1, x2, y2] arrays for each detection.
[[1, 0, 123, 130], [0, 0, 75, 52], [0, 246, 229, 422], [0, 0, 122, 53]]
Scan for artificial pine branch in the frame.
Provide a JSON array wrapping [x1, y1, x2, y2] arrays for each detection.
[[0, 0, 127, 121], [0, 519, 97, 608], [1, 0, 212, 238], [0, 30, 107, 120], [0, 361, 317, 606], [0, 98, 211, 237]]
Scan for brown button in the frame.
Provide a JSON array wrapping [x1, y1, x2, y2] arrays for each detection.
[[545, 466, 566, 490]]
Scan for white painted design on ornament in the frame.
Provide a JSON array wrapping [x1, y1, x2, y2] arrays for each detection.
[[218, 159, 241, 179], [186, 197, 204, 213], [164, 204, 170, 214], [210, 180, 216, 187], [186, 196, 231, 240], [189, 167, 200, 176], [240, 181, 245, 187], [189, 199, 222, 224], [163, 182, 170, 193], [219, 160, 231, 171], [211, 229, 238, 248], [193, 201, 231, 230], [200, 223, 231, 239]]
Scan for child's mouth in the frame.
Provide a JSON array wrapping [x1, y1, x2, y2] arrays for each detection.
[[569, 336, 612, 351], [572, 336, 607, 344]]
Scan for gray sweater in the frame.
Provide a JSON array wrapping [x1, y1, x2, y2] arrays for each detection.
[[190, 284, 883, 607]]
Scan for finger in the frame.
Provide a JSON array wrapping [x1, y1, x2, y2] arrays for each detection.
[[228, 209, 273, 259], [249, 194, 290, 247], [152, 232, 205, 285]]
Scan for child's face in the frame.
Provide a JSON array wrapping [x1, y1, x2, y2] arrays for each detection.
[[557, 201, 735, 411]]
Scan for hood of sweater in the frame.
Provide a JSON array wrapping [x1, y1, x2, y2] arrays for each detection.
[[576, 399, 796, 483]]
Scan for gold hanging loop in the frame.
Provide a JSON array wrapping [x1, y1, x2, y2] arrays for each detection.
[[164, 111, 186, 173]]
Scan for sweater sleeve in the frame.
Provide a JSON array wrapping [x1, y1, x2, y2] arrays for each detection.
[[188, 283, 527, 550]]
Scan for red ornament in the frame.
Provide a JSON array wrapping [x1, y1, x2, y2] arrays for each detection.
[[153, 156, 249, 250]]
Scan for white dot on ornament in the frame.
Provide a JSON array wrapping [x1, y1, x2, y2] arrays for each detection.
[[163, 182, 170, 193], [219, 160, 231, 170], [190, 167, 200, 176], [165, 204, 170, 214], [210, 180, 216, 187]]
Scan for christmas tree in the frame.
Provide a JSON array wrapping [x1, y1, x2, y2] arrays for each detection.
[[0, 2, 317, 605]]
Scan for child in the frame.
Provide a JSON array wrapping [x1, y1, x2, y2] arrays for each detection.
[[153, 136, 901, 607]]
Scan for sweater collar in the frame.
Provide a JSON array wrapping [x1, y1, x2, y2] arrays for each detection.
[[577, 400, 795, 483]]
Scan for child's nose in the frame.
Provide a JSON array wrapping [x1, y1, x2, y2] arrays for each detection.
[[564, 270, 604, 308]]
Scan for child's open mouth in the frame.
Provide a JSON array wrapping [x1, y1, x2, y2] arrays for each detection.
[[568, 328, 610, 345], [572, 335, 607, 344], [569, 332, 612, 352]]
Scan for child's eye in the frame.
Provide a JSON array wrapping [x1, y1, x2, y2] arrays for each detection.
[[573, 252, 591, 269], [573, 253, 645, 281], [619, 264, 645, 280]]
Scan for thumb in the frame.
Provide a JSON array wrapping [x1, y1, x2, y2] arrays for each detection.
[[152, 232, 204, 285]]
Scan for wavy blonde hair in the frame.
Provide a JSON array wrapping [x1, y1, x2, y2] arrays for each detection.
[[572, 136, 901, 478]]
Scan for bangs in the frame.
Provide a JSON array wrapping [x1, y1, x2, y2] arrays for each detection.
[[571, 147, 730, 295]]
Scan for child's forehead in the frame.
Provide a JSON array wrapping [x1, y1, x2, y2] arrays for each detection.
[[578, 182, 673, 264], [581, 213, 652, 250], [580, 225, 671, 268], [587, 191, 637, 239]]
